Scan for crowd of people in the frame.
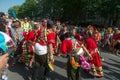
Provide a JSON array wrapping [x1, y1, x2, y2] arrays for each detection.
[[0, 12, 120, 80]]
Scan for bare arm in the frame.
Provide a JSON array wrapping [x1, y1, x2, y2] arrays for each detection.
[[82, 45, 92, 58], [0, 53, 9, 72], [48, 44, 54, 55]]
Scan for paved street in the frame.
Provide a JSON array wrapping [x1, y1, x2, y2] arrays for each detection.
[[8, 49, 120, 80]]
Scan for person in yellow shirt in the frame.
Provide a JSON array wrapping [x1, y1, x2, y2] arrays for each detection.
[[20, 19, 24, 28], [23, 18, 32, 33]]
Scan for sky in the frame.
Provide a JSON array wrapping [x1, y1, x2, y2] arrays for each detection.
[[0, 0, 25, 13]]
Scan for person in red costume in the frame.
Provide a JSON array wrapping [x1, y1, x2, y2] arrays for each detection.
[[85, 31, 103, 77], [61, 32, 82, 80], [32, 20, 56, 80], [22, 26, 35, 66], [112, 30, 120, 55]]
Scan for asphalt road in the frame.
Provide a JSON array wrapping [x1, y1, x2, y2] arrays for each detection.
[[7, 49, 120, 80]]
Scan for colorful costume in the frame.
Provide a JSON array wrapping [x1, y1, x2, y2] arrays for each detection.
[[32, 27, 56, 80], [21, 30, 35, 63], [54, 32, 61, 55], [11, 27, 24, 43], [86, 37, 103, 76], [10, 27, 24, 65], [23, 22, 32, 33], [111, 31, 120, 52], [61, 37, 82, 80]]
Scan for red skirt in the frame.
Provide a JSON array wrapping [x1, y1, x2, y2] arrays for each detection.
[[88, 52, 102, 67], [92, 52, 102, 67]]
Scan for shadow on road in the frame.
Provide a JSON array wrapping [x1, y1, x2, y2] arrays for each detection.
[[81, 69, 95, 79], [49, 71, 67, 80], [102, 58, 120, 80], [102, 65, 120, 80], [8, 58, 68, 80], [54, 60, 67, 69], [7, 54, 120, 80], [55, 57, 96, 80], [8, 61, 29, 80]]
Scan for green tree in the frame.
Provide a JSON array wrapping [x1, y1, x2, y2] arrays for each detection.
[[9, 0, 39, 19], [10, 5, 20, 16], [9, 0, 120, 26], [98, 0, 120, 26], [19, 0, 39, 19]]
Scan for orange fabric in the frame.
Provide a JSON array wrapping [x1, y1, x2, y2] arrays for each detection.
[[70, 57, 80, 67], [96, 32, 101, 42]]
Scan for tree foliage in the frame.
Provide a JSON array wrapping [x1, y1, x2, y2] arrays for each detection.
[[10, 5, 20, 15], [9, 0, 39, 19], [9, 0, 120, 26]]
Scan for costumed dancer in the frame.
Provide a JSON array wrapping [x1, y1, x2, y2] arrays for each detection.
[[20, 19, 25, 29], [21, 24, 35, 66], [23, 18, 32, 34], [61, 32, 91, 80], [61, 32, 82, 80], [93, 28, 104, 61], [21, 23, 39, 80], [108, 27, 113, 47], [54, 24, 62, 56], [94, 29, 101, 45], [59, 24, 68, 42], [112, 30, 120, 55], [75, 33, 92, 70], [10, 20, 24, 66], [85, 31, 103, 77], [70, 26, 77, 38], [32, 20, 56, 80], [102, 27, 113, 48]]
